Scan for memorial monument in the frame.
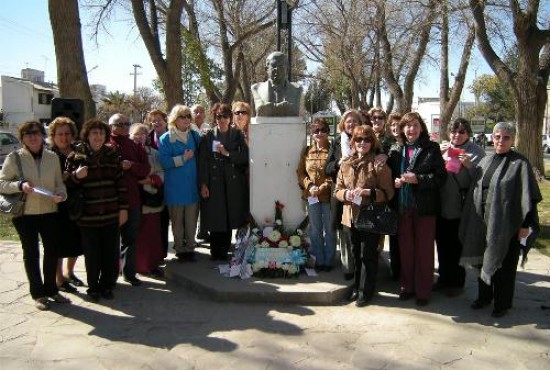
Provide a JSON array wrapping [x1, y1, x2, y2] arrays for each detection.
[[249, 51, 305, 228]]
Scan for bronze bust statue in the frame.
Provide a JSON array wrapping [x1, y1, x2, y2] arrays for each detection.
[[251, 52, 302, 117]]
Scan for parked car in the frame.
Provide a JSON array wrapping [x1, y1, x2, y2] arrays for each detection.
[[0, 131, 21, 169], [542, 134, 550, 154]]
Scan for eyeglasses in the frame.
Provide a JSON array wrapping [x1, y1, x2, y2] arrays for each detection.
[[22, 130, 42, 137], [115, 122, 131, 127], [372, 115, 385, 120], [493, 134, 512, 142], [178, 114, 192, 120], [450, 130, 467, 135], [216, 114, 231, 120], [55, 132, 73, 137], [233, 110, 248, 116], [354, 136, 374, 143], [312, 128, 329, 134]]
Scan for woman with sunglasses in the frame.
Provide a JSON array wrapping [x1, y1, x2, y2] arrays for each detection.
[[158, 104, 201, 263], [370, 108, 393, 155], [199, 103, 249, 260], [297, 118, 335, 271], [325, 109, 362, 280], [232, 101, 251, 145], [388, 112, 446, 306], [334, 126, 394, 307], [0, 121, 69, 310], [460, 122, 541, 318], [434, 118, 484, 296]]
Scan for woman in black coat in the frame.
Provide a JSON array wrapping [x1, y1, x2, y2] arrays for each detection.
[[198, 103, 249, 260]]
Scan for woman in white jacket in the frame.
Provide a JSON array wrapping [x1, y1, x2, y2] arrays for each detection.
[[0, 121, 68, 311]]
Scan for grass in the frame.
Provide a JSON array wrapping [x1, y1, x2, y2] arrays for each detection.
[[0, 214, 18, 240]]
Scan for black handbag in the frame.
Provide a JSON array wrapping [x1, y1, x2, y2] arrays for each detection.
[[141, 187, 164, 208], [354, 189, 398, 235], [0, 152, 26, 218]]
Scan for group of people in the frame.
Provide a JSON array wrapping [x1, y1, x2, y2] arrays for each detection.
[[0, 102, 541, 318], [298, 109, 541, 317], [0, 101, 251, 310]]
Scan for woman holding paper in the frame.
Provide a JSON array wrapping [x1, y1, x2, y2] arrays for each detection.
[[435, 118, 484, 296], [0, 121, 69, 310], [334, 125, 394, 306], [460, 122, 541, 318], [297, 117, 335, 271], [198, 103, 249, 261]]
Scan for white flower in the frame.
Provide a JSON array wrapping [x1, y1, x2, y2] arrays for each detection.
[[278, 240, 288, 248], [268, 230, 282, 242], [275, 219, 283, 225], [261, 240, 270, 248], [281, 264, 289, 271], [296, 229, 304, 236], [289, 235, 302, 247], [288, 264, 298, 274], [252, 227, 260, 234]]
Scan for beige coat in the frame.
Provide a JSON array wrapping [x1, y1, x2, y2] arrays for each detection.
[[296, 142, 332, 202], [0, 147, 66, 215], [334, 153, 394, 228]]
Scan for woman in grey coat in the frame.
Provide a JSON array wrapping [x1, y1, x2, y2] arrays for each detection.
[[459, 122, 541, 318]]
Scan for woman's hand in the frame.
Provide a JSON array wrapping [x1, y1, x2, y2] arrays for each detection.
[[138, 176, 152, 185], [75, 165, 88, 179], [52, 194, 65, 203], [201, 184, 210, 198], [309, 186, 319, 197], [216, 144, 229, 157], [394, 177, 404, 189], [21, 181, 34, 194], [374, 154, 388, 166], [440, 141, 450, 154], [401, 171, 418, 184], [458, 153, 473, 169], [183, 149, 195, 161], [518, 228, 530, 240]]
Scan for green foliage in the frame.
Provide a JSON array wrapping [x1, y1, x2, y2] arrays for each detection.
[[0, 215, 17, 240], [469, 74, 515, 122], [304, 78, 332, 114]]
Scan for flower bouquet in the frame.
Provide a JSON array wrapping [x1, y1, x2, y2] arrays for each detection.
[[231, 201, 310, 279]]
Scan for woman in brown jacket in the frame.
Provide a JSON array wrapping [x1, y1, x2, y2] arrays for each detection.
[[334, 125, 394, 307], [297, 118, 335, 271]]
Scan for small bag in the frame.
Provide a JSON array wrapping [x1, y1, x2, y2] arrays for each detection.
[[141, 186, 164, 208], [0, 152, 26, 218], [354, 189, 398, 235]]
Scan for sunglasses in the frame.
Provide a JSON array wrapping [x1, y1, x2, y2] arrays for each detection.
[[312, 128, 329, 134], [233, 110, 248, 116], [23, 130, 42, 137], [178, 114, 192, 120], [216, 114, 231, 120], [450, 130, 467, 135], [372, 115, 385, 120], [115, 122, 131, 127], [354, 136, 374, 143]]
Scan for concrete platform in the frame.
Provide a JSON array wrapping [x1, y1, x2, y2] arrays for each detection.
[[166, 247, 353, 305]]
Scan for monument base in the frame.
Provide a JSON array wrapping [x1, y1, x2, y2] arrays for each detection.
[[250, 116, 305, 228]]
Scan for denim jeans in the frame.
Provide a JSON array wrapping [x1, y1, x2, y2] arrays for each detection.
[[307, 201, 336, 267]]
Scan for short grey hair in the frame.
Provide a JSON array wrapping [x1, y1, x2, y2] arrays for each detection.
[[108, 113, 128, 126], [493, 122, 516, 136]]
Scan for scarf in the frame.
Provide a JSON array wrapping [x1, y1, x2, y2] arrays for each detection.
[[398, 142, 421, 212], [341, 132, 352, 158], [169, 127, 189, 144]]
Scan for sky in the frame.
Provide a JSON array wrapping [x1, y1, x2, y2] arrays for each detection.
[[0, 0, 492, 103]]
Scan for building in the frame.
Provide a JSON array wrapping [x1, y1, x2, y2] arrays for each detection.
[[0, 68, 59, 126], [414, 97, 475, 141]]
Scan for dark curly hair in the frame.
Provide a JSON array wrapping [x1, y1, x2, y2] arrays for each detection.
[[80, 118, 110, 143]]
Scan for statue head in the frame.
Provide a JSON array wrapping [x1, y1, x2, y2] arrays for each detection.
[[265, 51, 288, 86]]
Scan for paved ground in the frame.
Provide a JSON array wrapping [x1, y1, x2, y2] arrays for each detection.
[[0, 240, 549, 370]]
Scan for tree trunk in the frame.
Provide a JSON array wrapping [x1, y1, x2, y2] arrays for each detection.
[[48, 0, 96, 122]]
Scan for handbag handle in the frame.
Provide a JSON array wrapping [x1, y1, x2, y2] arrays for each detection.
[[12, 151, 27, 202]]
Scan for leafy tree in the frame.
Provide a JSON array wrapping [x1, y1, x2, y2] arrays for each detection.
[[469, 74, 516, 122]]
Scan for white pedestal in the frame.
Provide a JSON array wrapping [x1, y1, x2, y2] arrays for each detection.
[[250, 117, 306, 229]]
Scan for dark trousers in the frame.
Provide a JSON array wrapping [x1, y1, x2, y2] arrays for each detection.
[[346, 225, 380, 298], [477, 237, 521, 311], [389, 234, 400, 279], [160, 207, 170, 258], [120, 207, 140, 279], [398, 209, 436, 300], [13, 213, 59, 299], [80, 223, 120, 293], [210, 231, 232, 259], [435, 216, 466, 288]]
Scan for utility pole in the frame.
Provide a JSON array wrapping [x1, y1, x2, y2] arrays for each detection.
[[131, 64, 142, 96]]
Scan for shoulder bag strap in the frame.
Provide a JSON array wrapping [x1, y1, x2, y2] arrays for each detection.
[[13, 151, 27, 201]]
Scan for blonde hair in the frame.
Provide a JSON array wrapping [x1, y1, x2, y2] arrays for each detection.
[[129, 123, 149, 138], [48, 116, 77, 146], [167, 104, 192, 129], [337, 109, 361, 133]]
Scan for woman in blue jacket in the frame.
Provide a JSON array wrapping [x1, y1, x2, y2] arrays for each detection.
[[158, 104, 201, 263]]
